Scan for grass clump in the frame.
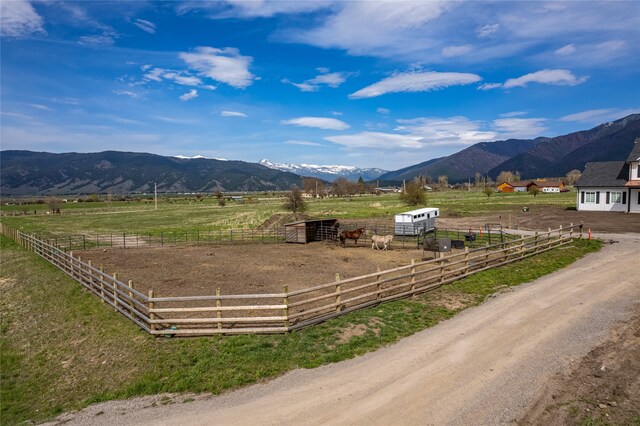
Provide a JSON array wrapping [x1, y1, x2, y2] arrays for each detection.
[[0, 235, 598, 424]]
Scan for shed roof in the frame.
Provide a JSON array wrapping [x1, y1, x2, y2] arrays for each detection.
[[396, 207, 439, 216], [576, 161, 628, 187], [627, 138, 640, 162]]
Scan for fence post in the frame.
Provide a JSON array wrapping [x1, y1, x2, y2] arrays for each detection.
[[335, 273, 341, 312], [410, 259, 416, 294], [69, 251, 75, 279], [464, 247, 469, 275], [99, 266, 106, 303], [558, 225, 563, 243], [439, 252, 446, 284], [128, 280, 135, 316], [113, 272, 119, 311], [216, 288, 222, 332], [149, 290, 156, 333], [87, 260, 93, 291], [534, 232, 539, 254], [376, 266, 382, 300], [283, 285, 289, 330], [569, 223, 573, 239]]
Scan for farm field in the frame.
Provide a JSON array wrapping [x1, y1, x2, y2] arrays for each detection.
[[1, 190, 581, 236], [2, 188, 638, 424], [0, 232, 602, 424]]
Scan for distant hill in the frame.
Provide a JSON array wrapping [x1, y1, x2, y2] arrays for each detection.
[[378, 138, 544, 183], [0, 151, 302, 195], [259, 159, 387, 182], [488, 114, 640, 179], [380, 114, 640, 183]]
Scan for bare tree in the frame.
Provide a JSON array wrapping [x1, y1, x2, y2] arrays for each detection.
[[565, 169, 582, 185], [530, 186, 541, 197], [496, 171, 514, 184], [437, 175, 449, 190], [283, 186, 307, 218], [400, 182, 427, 206], [483, 186, 494, 202]]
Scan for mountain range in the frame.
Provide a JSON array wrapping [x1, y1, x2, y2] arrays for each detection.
[[0, 151, 301, 196], [259, 159, 387, 182], [1, 114, 638, 196], [379, 113, 640, 183]]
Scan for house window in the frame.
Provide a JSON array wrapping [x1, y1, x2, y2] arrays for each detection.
[[584, 192, 596, 203], [610, 192, 623, 204]]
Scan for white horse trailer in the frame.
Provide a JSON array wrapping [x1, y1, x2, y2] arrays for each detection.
[[394, 207, 439, 236]]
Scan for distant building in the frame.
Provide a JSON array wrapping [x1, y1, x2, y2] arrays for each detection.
[[528, 181, 566, 193], [497, 181, 530, 192], [575, 139, 640, 213]]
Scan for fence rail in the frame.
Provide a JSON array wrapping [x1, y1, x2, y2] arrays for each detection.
[[1, 222, 581, 336], [32, 223, 513, 252]]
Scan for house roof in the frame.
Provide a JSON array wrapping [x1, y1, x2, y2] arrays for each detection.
[[576, 161, 629, 187], [531, 181, 564, 187], [508, 181, 531, 187], [627, 138, 640, 162]]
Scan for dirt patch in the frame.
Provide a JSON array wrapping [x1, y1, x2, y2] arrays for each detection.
[[77, 242, 426, 297], [438, 205, 640, 234], [520, 306, 640, 425]]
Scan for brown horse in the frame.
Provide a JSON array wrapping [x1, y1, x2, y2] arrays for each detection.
[[339, 227, 365, 247]]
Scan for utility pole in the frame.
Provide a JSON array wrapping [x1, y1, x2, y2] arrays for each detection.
[[154, 182, 158, 210], [403, 179, 406, 193]]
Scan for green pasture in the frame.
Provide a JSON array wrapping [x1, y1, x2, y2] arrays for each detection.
[[0, 233, 600, 424], [1, 190, 575, 236]]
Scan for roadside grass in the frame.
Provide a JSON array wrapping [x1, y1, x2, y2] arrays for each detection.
[[1, 190, 575, 236], [1, 234, 599, 425]]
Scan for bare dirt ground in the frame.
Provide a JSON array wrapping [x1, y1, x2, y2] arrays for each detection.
[[521, 308, 640, 425], [77, 242, 426, 297], [49, 232, 640, 426], [437, 205, 640, 233]]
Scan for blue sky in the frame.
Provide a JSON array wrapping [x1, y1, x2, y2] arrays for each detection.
[[1, 1, 639, 171]]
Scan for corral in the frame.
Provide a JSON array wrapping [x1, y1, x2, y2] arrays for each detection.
[[3, 222, 580, 336]]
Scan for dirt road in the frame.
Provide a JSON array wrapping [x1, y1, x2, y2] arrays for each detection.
[[52, 233, 640, 426]]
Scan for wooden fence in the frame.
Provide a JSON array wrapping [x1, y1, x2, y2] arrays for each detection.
[[1, 223, 580, 336], [28, 223, 510, 252]]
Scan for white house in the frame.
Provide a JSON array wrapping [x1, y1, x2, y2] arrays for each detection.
[[576, 139, 640, 213]]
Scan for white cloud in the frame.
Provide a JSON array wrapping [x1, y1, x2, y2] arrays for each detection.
[[555, 44, 576, 56], [153, 116, 198, 124], [502, 69, 588, 89], [480, 69, 588, 90], [330, 111, 343, 116], [220, 110, 247, 118], [29, 104, 53, 112], [477, 83, 502, 91], [477, 23, 499, 38], [500, 111, 527, 118], [78, 34, 115, 46], [284, 140, 323, 147], [349, 71, 482, 99], [396, 116, 498, 146], [179, 46, 255, 89], [282, 69, 352, 92], [134, 19, 156, 34], [326, 132, 424, 150], [180, 1, 332, 19], [0, 0, 45, 37], [179, 89, 198, 101], [492, 118, 547, 138], [377, 108, 390, 115], [560, 108, 640, 123], [281, 117, 350, 130], [290, 1, 450, 58], [441, 45, 473, 58]]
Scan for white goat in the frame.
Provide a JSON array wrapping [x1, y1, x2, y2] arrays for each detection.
[[371, 234, 394, 250]]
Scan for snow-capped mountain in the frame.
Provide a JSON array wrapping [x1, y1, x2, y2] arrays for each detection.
[[259, 159, 387, 182]]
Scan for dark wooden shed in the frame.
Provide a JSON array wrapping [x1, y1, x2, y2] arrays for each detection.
[[284, 219, 339, 244]]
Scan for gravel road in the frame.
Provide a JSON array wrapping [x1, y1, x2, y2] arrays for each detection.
[[49, 232, 640, 426]]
